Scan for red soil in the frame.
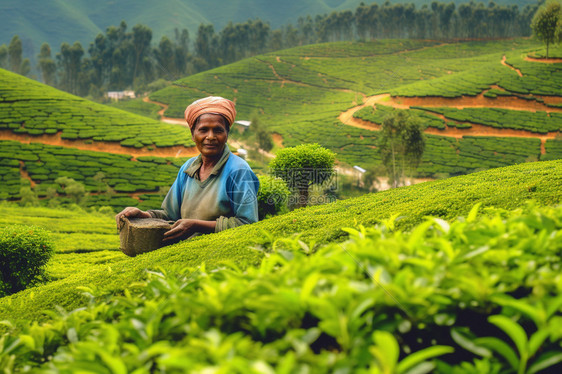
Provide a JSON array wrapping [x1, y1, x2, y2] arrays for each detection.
[[525, 56, 562, 63], [0, 130, 198, 158], [339, 93, 562, 155], [19, 161, 36, 188], [501, 55, 523, 77]]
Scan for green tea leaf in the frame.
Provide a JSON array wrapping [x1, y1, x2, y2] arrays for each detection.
[[488, 315, 527, 358], [397, 345, 454, 373], [474, 337, 519, 370]]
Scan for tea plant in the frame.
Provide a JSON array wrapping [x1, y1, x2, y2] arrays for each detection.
[[2, 203, 562, 372]]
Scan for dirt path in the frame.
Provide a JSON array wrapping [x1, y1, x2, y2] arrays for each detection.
[[339, 93, 561, 154], [143, 97, 188, 126], [0, 130, 198, 158], [525, 56, 562, 63], [502, 55, 523, 77], [19, 161, 36, 188]]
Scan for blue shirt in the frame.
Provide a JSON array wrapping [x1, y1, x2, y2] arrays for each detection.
[[149, 146, 259, 233]]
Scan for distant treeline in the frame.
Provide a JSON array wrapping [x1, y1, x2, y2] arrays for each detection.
[[0, 1, 539, 97]]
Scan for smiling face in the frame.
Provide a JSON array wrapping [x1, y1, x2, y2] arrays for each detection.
[[191, 113, 229, 159]]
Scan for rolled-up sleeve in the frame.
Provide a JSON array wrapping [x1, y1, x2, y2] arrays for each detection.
[[148, 165, 187, 221], [217, 168, 259, 232]]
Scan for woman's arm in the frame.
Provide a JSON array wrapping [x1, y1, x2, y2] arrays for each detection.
[[162, 219, 216, 241]]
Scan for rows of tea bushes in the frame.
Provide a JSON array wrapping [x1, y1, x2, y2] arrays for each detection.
[[0, 140, 184, 208], [391, 50, 562, 98], [1, 161, 562, 371], [543, 138, 562, 161], [0, 69, 193, 148], [502, 54, 562, 96], [419, 107, 562, 134], [2, 159, 561, 328], [354, 104, 447, 129], [141, 38, 553, 180], [108, 98, 161, 120], [418, 135, 541, 176], [149, 40, 534, 123]]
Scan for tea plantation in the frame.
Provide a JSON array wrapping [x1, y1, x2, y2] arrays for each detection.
[[0, 140, 188, 210], [138, 38, 560, 176], [1, 160, 562, 372], [0, 69, 194, 148]]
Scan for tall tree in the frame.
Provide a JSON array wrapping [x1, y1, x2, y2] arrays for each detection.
[[378, 111, 425, 188], [8, 35, 22, 74], [132, 24, 152, 84], [38, 43, 56, 85], [0, 44, 7, 69], [531, 0, 562, 58]]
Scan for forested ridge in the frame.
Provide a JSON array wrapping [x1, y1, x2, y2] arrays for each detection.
[[0, 0, 539, 98]]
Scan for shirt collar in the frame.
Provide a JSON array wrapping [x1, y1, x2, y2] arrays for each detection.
[[185, 145, 231, 178]]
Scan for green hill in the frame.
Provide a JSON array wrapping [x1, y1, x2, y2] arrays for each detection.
[[2, 159, 561, 322], [144, 38, 561, 176], [1, 0, 367, 56], [1, 159, 562, 371], [0, 68, 194, 149], [1, 0, 536, 57]]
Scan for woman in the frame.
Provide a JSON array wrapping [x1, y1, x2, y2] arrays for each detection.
[[115, 96, 259, 242]]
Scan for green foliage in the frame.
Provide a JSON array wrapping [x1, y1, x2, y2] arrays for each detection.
[[418, 107, 562, 134], [0, 140, 185, 210], [0, 225, 53, 296], [531, 1, 562, 58], [2, 202, 562, 371], [257, 175, 290, 219], [1, 159, 562, 329], [0, 68, 194, 148], [379, 111, 425, 188], [269, 143, 335, 207]]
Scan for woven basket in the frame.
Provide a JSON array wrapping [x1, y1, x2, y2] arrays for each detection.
[[118, 217, 173, 257]]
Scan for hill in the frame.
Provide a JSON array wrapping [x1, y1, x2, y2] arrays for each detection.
[[141, 38, 562, 176], [2, 159, 561, 322], [0, 68, 195, 151], [1, 0, 536, 57], [1, 159, 562, 371], [1, 0, 366, 56]]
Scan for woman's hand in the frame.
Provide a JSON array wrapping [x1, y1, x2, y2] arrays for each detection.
[[115, 207, 151, 227], [163, 219, 217, 241]]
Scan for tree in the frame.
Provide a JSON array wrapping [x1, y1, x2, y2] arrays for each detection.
[[531, 1, 562, 58], [132, 24, 152, 84], [378, 111, 425, 188], [55, 177, 88, 206], [8, 35, 22, 74], [38, 43, 56, 85], [269, 143, 335, 208], [0, 44, 7, 69]]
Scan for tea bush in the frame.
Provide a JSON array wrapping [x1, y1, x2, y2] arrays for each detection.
[[2, 203, 562, 372], [1, 159, 562, 327], [0, 69, 194, 148], [257, 174, 290, 219], [0, 225, 53, 296], [418, 107, 562, 134]]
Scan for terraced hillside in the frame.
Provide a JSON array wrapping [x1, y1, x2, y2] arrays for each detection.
[[138, 39, 562, 176], [1, 160, 562, 371], [0, 68, 195, 151], [0, 68, 200, 208]]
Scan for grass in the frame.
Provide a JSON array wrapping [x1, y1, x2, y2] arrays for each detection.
[[1, 158, 561, 326]]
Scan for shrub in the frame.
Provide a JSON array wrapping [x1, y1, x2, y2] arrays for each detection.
[[0, 225, 54, 296], [257, 175, 290, 219]]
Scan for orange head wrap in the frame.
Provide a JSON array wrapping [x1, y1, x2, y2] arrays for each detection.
[[184, 96, 236, 130]]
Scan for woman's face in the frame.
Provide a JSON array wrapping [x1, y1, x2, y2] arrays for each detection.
[[192, 113, 228, 159]]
